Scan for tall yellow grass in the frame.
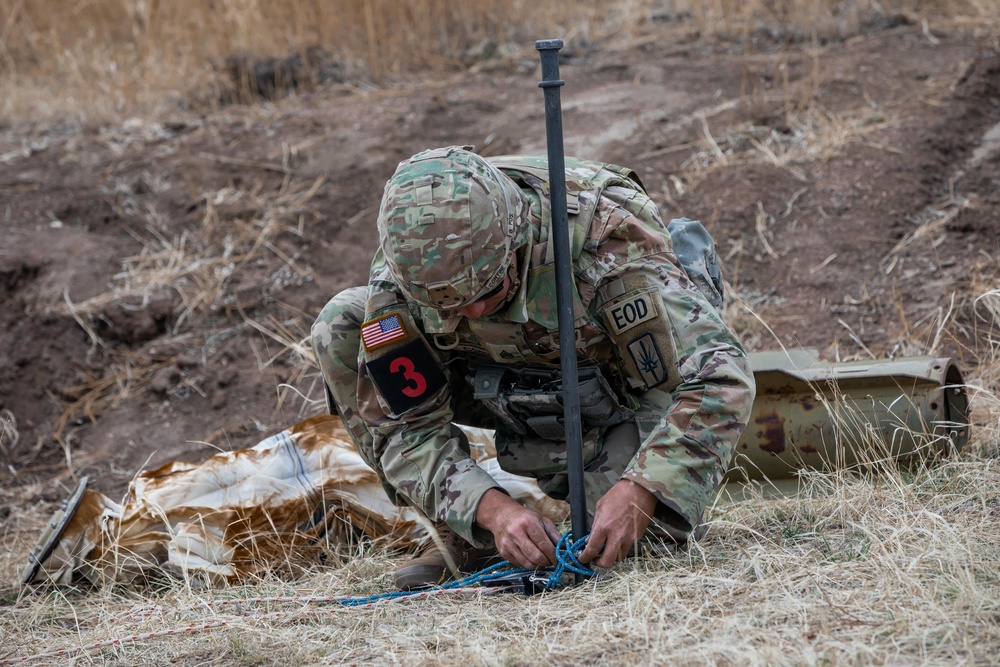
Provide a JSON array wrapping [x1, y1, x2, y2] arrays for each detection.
[[0, 0, 605, 124], [2, 0, 999, 126]]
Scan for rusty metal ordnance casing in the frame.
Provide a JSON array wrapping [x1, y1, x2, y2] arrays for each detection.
[[725, 349, 970, 482]]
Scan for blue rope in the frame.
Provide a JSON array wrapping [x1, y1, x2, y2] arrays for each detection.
[[337, 531, 593, 607], [448, 531, 594, 590]]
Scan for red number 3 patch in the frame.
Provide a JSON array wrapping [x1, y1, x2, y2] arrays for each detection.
[[389, 356, 427, 397], [365, 339, 447, 415]]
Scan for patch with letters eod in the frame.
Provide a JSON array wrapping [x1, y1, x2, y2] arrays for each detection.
[[365, 338, 448, 415], [599, 283, 680, 392], [361, 312, 408, 351], [627, 333, 670, 388], [605, 292, 658, 335]]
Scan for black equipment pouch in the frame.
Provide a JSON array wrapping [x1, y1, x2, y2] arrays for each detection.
[[468, 364, 634, 441]]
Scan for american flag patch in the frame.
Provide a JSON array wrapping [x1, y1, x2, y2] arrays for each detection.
[[361, 313, 407, 350]]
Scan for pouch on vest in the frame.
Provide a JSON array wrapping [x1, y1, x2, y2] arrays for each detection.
[[467, 364, 634, 441]]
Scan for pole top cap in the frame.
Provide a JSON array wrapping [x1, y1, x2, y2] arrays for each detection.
[[535, 39, 563, 50]]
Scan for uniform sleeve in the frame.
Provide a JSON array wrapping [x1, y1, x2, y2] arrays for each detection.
[[591, 199, 755, 529], [358, 278, 503, 547], [618, 261, 755, 528]]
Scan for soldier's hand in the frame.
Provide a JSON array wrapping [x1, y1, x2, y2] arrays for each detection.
[[578, 479, 657, 569], [475, 488, 561, 570]]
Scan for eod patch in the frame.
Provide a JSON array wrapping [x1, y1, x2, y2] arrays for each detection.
[[605, 292, 658, 335], [598, 274, 680, 392]]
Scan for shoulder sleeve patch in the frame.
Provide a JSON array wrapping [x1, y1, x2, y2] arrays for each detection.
[[366, 339, 448, 415], [361, 312, 408, 351], [598, 274, 680, 392], [626, 333, 672, 389], [604, 291, 658, 336], [362, 306, 447, 416]]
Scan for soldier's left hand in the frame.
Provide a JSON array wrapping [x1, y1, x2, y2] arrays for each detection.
[[578, 479, 657, 568]]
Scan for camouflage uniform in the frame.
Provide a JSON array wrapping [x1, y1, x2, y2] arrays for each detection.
[[312, 147, 755, 549]]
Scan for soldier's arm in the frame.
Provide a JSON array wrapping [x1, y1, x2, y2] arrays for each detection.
[[358, 285, 504, 548], [619, 259, 755, 522], [581, 200, 755, 564]]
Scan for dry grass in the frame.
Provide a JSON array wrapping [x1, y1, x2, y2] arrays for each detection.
[[2, 371, 998, 665], [687, 106, 898, 187], [3, 0, 1000, 126], [0, 0, 611, 126]]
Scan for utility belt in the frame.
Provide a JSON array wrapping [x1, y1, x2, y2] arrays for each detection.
[[467, 364, 633, 441]]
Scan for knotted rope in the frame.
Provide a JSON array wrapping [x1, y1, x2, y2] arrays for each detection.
[[340, 530, 593, 606]]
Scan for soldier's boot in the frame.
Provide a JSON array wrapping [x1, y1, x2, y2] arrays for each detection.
[[393, 523, 498, 591]]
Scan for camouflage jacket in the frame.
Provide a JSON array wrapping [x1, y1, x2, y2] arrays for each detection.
[[357, 156, 755, 545]]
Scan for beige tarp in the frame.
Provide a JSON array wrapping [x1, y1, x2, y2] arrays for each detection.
[[29, 415, 567, 587]]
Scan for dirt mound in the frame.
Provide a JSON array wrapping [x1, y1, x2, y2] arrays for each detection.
[[1, 25, 998, 500]]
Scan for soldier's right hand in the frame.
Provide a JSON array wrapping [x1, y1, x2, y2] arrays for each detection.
[[475, 488, 560, 570]]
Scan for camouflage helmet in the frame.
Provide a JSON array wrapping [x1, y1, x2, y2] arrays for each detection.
[[377, 146, 531, 309]]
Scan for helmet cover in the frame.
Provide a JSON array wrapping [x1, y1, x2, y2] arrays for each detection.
[[377, 146, 530, 309]]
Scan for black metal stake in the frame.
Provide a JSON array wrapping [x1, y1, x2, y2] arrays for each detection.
[[535, 39, 589, 562]]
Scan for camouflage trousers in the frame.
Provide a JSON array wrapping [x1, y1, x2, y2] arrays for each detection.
[[312, 287, 701, 543]]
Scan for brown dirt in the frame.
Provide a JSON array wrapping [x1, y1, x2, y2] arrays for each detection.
[[1, 23, 998, 510]]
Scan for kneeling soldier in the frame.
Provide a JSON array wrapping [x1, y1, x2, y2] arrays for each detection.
[[311, 146, 755, 589]]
